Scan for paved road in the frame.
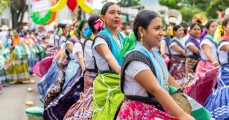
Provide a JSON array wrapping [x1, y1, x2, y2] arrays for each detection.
[[0, 75, 42, 120]]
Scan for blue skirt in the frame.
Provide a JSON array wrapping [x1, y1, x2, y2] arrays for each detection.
[[205, 64, 229, 120], [37, 61, 59, 103]]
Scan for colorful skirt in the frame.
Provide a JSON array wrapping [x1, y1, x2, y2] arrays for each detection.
[[184, 58, 199, 86], [64, 71, 97, 120], [43, 75, 84, 120], [37, 61, 59, 103], [116, 99, 178, 120], [184, 60, 219, 105], [44, 68, 65, 107], [92, 73, 124, 120], [6, 51, 29, 83], [205, 64, 229, 120], [169, 56, 187, 86]]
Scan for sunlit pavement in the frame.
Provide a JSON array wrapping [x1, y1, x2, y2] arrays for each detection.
[[0, 75, 42, 120]]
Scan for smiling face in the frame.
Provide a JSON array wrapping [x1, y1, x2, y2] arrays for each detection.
[[174, 26, 184, 38], [139, 17, 163, 49], [101, 4, 121, 30]]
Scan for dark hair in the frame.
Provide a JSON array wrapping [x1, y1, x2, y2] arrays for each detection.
[[101, 2, 115, 15], [173, 25, 182, 32], [77, 20, 87, 40], [133, 10, 160, 40], [222, 18, 229, 27], [190, 23, 202, 31], [205, 20, 216, 30], [57, 23, 66, 29], [88, 14, 101, 33]]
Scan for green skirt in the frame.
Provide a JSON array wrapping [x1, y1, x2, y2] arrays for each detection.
[[92, 73, 124, 120]]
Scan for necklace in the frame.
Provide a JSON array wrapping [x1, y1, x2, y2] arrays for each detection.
[[151, 51, 169, 88]]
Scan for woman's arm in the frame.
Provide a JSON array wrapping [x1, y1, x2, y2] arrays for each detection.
[[187, 45, 199, 55], [220, 44, 229, 52], [77, 51, 85, 71], [134, 70, 194, 120], [171, 45, 187, 57], [160, 41, 166, 55], [96, 44, 121, 74], [202, 44, 219, 67]]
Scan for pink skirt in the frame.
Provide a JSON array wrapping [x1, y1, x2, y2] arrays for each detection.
[[116, 99, 178, 120], [184, 60, 219, 105]]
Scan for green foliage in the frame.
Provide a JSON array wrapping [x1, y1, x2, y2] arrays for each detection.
[[159, 0, 229, 27], [117, 0, 141, 7], [0, 0, 9, 15]]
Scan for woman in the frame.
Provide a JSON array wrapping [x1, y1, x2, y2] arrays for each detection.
[[205, 18, 229, 120], [62, 20, 87, 89], [92, 2, 125, 120], [160, 25, 172, 56], [24, 31, 37, 74], [43, 21, 87, 119], [185, 20, 219, 105], [169, 25, 187, 86], [184, 23, 202, 85], [117, 10, 193, 120], [6, 29, 30, 83], [64, 14, 103, 120]]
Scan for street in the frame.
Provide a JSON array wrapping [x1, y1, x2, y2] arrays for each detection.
[[0, 75, 42, 120]]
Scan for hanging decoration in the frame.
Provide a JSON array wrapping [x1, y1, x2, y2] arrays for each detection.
[[67, 0, 77, 11], [48, 0, 67, 12], [31, 0, 57, 25], [31, 0, 94, 24]]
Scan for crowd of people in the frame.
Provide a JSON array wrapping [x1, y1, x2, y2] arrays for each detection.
[[0, 2, 229, 120]]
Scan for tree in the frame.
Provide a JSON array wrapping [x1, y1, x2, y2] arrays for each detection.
[[117, 0, 141, 7], [102, 0, 141, 7], [9, 0, 27, 29], [159, 0, 229, 27]]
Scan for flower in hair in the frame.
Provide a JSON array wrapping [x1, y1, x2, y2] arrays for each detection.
[[94, 19, 104, 31]]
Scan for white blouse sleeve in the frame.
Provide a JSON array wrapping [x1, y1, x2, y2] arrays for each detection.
[[125, 61, 150, 79]]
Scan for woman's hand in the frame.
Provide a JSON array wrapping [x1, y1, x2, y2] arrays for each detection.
[[212, 61, 220, 67]]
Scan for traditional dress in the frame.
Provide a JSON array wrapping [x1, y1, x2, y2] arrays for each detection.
[[117, 42, 211, 120], [184, 35, 200, 86], [205, 34, 229, 120], [24, 38, 37, 74], [64, 34, 98, 120], [0, 42, 5, 91], [91, 28, 125, 120], [169, 37, 187, 86], [117, 43, 177, 119], [161, 35, 171, 67], [6, 37, 30, 83], [184, 34, 219, 105]]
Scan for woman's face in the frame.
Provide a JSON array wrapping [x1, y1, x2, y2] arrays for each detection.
[[142, 17, 163, 48], [64, 24, 70, 33], [223, 21, 229, 34], [102, 4, 121, 29], [190, 25, 201, 38], [80, 23, 88, 38], [13, 30, 19, 38], [174, 27, 184, 38], [207, 22, 218, 36]]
